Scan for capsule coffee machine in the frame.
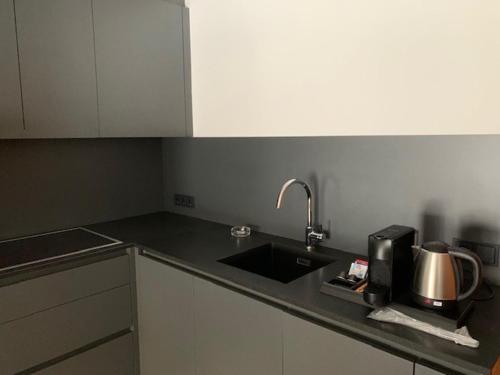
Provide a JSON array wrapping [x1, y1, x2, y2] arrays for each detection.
[[363, 225, 417, 307]]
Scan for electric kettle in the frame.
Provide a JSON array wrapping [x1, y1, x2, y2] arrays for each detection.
[[412, 241, 483, 310]]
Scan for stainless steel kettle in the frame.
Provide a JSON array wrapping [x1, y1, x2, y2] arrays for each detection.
[[412, 241, 483, 310]]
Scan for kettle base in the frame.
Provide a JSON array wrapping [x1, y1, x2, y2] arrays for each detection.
[[412, 292, 458, 311], [393, 292, 475, 329]]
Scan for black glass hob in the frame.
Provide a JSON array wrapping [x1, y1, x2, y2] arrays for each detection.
[[0, 228, 121, 271]]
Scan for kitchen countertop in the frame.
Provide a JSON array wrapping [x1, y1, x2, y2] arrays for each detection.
[[2, 212, 498, 374], [85, 212, 500, 375]]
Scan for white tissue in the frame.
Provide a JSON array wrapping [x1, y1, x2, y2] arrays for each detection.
[[367, 307, 479, 348]]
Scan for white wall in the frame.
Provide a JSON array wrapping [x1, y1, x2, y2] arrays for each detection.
[[189, 0, 500, 136]]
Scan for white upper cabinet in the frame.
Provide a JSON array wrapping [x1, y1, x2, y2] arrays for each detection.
[[0, 0, 24, 138], [93, 0, 187, 137], [16, 0, 99, 138], [188, 0, 500, 136]]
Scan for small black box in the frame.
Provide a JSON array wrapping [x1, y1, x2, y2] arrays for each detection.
[[363, 225, 416, 307]]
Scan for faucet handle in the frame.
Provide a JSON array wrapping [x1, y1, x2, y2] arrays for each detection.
[[309, 227, 324, 240], [306, 225, 325, 248], [310, 231, 324, 241]]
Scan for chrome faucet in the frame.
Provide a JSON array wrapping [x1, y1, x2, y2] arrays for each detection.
[[276, 178, 325, 251]]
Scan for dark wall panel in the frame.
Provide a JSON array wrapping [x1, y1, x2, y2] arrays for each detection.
[[0, 138, 163, 240], [163, 136, 500, 285]]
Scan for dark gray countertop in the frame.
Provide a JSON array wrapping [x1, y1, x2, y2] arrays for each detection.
[[1, 211, 495, 374], [83, 212, 500, 375]]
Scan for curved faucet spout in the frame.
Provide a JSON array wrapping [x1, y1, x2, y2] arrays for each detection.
[[275, 178, 313, 228], [276, 178, 325, 250]]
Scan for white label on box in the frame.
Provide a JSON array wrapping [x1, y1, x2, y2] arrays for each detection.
[[348, 262, 368, 279]]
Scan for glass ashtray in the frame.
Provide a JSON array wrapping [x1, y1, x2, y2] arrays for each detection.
[[231, 226, 251, 238]]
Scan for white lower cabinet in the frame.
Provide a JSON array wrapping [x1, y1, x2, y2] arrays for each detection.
[[414, 363, 447, 375], [135, 254, 196, 375], [283, 313, 414, 375], [193, 278, 283, 375], [136, 255, 282, 375], [0, 254, 133, 375], [136, 254, 418, 375], [35, 334, 134, 375]]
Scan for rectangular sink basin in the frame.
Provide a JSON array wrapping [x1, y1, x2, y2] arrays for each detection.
[[218, 243, 334, 283]]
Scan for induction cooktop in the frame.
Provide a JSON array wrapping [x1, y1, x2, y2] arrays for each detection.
[[0, 227, 122, 272]]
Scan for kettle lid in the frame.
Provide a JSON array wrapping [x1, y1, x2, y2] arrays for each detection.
[[422, 241, 450, 254]]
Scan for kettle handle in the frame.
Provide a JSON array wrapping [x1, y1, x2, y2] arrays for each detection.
[[449, 247, 483, 301]]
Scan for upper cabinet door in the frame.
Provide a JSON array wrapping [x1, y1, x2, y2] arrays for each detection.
[[16, 0, 99, 138], [94, 0, 187, 137], [0, 0, 24, 138], [188, 0, 500, 136]]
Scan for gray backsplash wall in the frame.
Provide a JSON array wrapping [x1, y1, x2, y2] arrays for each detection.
[[162, 136, 500, 285], [0, 138, 164, 240]]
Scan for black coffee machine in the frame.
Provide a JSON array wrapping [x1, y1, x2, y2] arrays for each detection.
[[363, 225, 417, 307]]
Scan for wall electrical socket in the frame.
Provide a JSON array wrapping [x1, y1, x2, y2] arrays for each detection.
[[453, 238, 499, 266], [174, 194, 195, 208]]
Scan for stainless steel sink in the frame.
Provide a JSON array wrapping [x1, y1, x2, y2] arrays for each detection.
[[218, 243, 334, 283]]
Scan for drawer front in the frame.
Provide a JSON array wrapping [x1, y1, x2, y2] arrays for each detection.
[[0, 254, 129, 324], [0, 285, 131, 374], [35, 333, 134, 375]]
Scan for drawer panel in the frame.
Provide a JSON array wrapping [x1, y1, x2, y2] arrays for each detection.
[[0, 285, 131, 374], [0, 254, 129, 324], [35, 333, 134, 375]]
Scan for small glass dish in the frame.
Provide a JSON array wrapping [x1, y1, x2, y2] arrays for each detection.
[[231, 226, 251, 238]]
